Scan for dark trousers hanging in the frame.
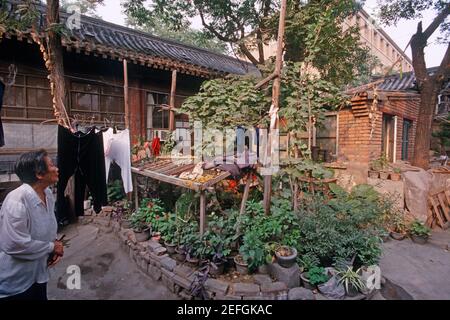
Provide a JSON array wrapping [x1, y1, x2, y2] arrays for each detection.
[[0, 81, 5, 147], [56, 125, 107, 223]]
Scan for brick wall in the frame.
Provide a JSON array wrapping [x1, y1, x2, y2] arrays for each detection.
[[338, 93, 420, 164]]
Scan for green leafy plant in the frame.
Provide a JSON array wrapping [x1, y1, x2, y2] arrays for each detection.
[[308, 266, 329, 286], [370, 154, 389, 171], [298, 252, 320, 272], [409, 220, 431, 238], [336, 266, 366, 294], [107, 180, 125, 202]]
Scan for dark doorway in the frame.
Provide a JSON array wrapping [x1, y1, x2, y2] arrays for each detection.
[[402, 119, 412, 161], [382, 114, 395, 162]]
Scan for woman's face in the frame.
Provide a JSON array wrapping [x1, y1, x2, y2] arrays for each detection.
[[38, 156, 59, 186]]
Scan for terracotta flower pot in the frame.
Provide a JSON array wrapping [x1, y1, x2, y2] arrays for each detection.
[[379, 171, 390, 180], [390, 172, 401, 181], [368, 171, 379, 179]]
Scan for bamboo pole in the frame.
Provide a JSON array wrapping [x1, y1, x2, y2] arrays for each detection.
[[263, 0, 287, 215], [169, 70, 177, 131]]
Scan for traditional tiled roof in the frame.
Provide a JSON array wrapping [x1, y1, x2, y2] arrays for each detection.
[[347, 67, 448, 94], [2, 1, 259, 78]]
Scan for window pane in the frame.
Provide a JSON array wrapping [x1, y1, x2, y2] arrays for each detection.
[[152, 106, 163, 128], [3, 107, 25, 118], [147, 93, 156, 105], [72, 93, 91, 111], [28, 109, 54, 119], [36, 89, 52, 108], [27, 88, 37, 107], [27, 76, 49, 88], [91, 94, 99, 111], [158, 94, 169, 105]]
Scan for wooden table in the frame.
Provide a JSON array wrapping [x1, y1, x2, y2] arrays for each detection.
[[131, 159, 230, 235]]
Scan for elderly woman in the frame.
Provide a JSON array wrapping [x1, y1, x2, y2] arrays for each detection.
[[0, 149, 63, 300]]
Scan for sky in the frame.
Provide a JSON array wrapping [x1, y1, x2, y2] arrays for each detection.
[[95, 0, 447, 68]]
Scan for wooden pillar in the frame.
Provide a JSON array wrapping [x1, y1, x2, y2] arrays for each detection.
[[133, 173, 139, 210], [169, 70, 177, 132], [263, 0, 287, 215], [200, 191, 206, 236], [123, 59, 130, 129], [393, 116, 398, 163]]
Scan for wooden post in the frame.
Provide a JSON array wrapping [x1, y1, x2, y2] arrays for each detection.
[[133, 173, 139, 210], [239, 174, 252, 216], [123, 59, 130, 129], [263, 0, 287, 215], [169, 70, 177, 132], [200, 191, 206, 236]]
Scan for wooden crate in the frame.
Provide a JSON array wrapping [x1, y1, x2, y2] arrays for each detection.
[[427, 188, 450, 229]]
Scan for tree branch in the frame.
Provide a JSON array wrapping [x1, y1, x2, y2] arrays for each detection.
[[423, 3, 450, 40]]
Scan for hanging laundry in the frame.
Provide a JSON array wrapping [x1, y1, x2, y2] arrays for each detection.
[[151, 136, 161, 157], [56, 125, 107, 224], [102, 128, 133, 193], [0, 80, 5, 147]]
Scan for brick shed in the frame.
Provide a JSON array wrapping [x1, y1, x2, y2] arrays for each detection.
[[337, 72, 421, 165]]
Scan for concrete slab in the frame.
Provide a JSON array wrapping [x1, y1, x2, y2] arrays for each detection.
[[48, 222, 178, 300], [380, 231, 450, 300]]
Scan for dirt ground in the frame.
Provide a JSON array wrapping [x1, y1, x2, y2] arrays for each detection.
[[47, 221, 178, 300]]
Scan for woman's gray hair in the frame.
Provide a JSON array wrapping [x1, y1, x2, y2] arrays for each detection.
[[14, 149, 49, 184]]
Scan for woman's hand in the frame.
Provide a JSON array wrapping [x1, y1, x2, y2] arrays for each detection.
[[53, 240, 64, 257]]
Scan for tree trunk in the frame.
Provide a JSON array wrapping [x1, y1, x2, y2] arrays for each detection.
[[412, 82, 440, 168], [46, 0, 70, 128]]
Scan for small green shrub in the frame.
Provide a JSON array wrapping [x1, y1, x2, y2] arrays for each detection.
[[308, 266, 328, 286], [409, 220, 431, 237]]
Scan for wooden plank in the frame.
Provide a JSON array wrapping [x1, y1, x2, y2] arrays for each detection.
[[239, 175, 252, 217], [154, 163, 179, 173], [200, 191, 206, 236], [445, 190, 450, 205], [437, 193, 450, 221], [133, 173, 139, 210], [200, 171, 231, 190], [430, 196, 445, 227], [426, 208, 434, 228], [144, 160, 172, 170], [131, 167, 201, 191], [165, 164, 195, 176]]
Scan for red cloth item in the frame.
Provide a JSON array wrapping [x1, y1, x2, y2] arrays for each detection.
[[151, 137, 161, 157]]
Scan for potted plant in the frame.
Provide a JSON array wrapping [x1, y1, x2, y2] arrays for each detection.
[[389, 211, 408, 240], [160, 213, 178, 254], [379, 171, 390, 180], [301, 266, 329, 290], [336, 266, 366, 297], [274, 245, 298, 268], [133, 223, 151, 242], [409, 220, 431, 244], [234, 254, 249, 275], [390, 167, 402, 181]]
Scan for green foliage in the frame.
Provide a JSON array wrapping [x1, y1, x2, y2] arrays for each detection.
[[432, 115, 450, 153], [107, 180, 125, 202], [409, 220, 431, 237], [297, 185, 386, 267], [370, 154, 389, 171], [308, 266, 328, 286], [336, 266, 366, 294], [131, 198, 165, 230], [298, 252, 320, 271]]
